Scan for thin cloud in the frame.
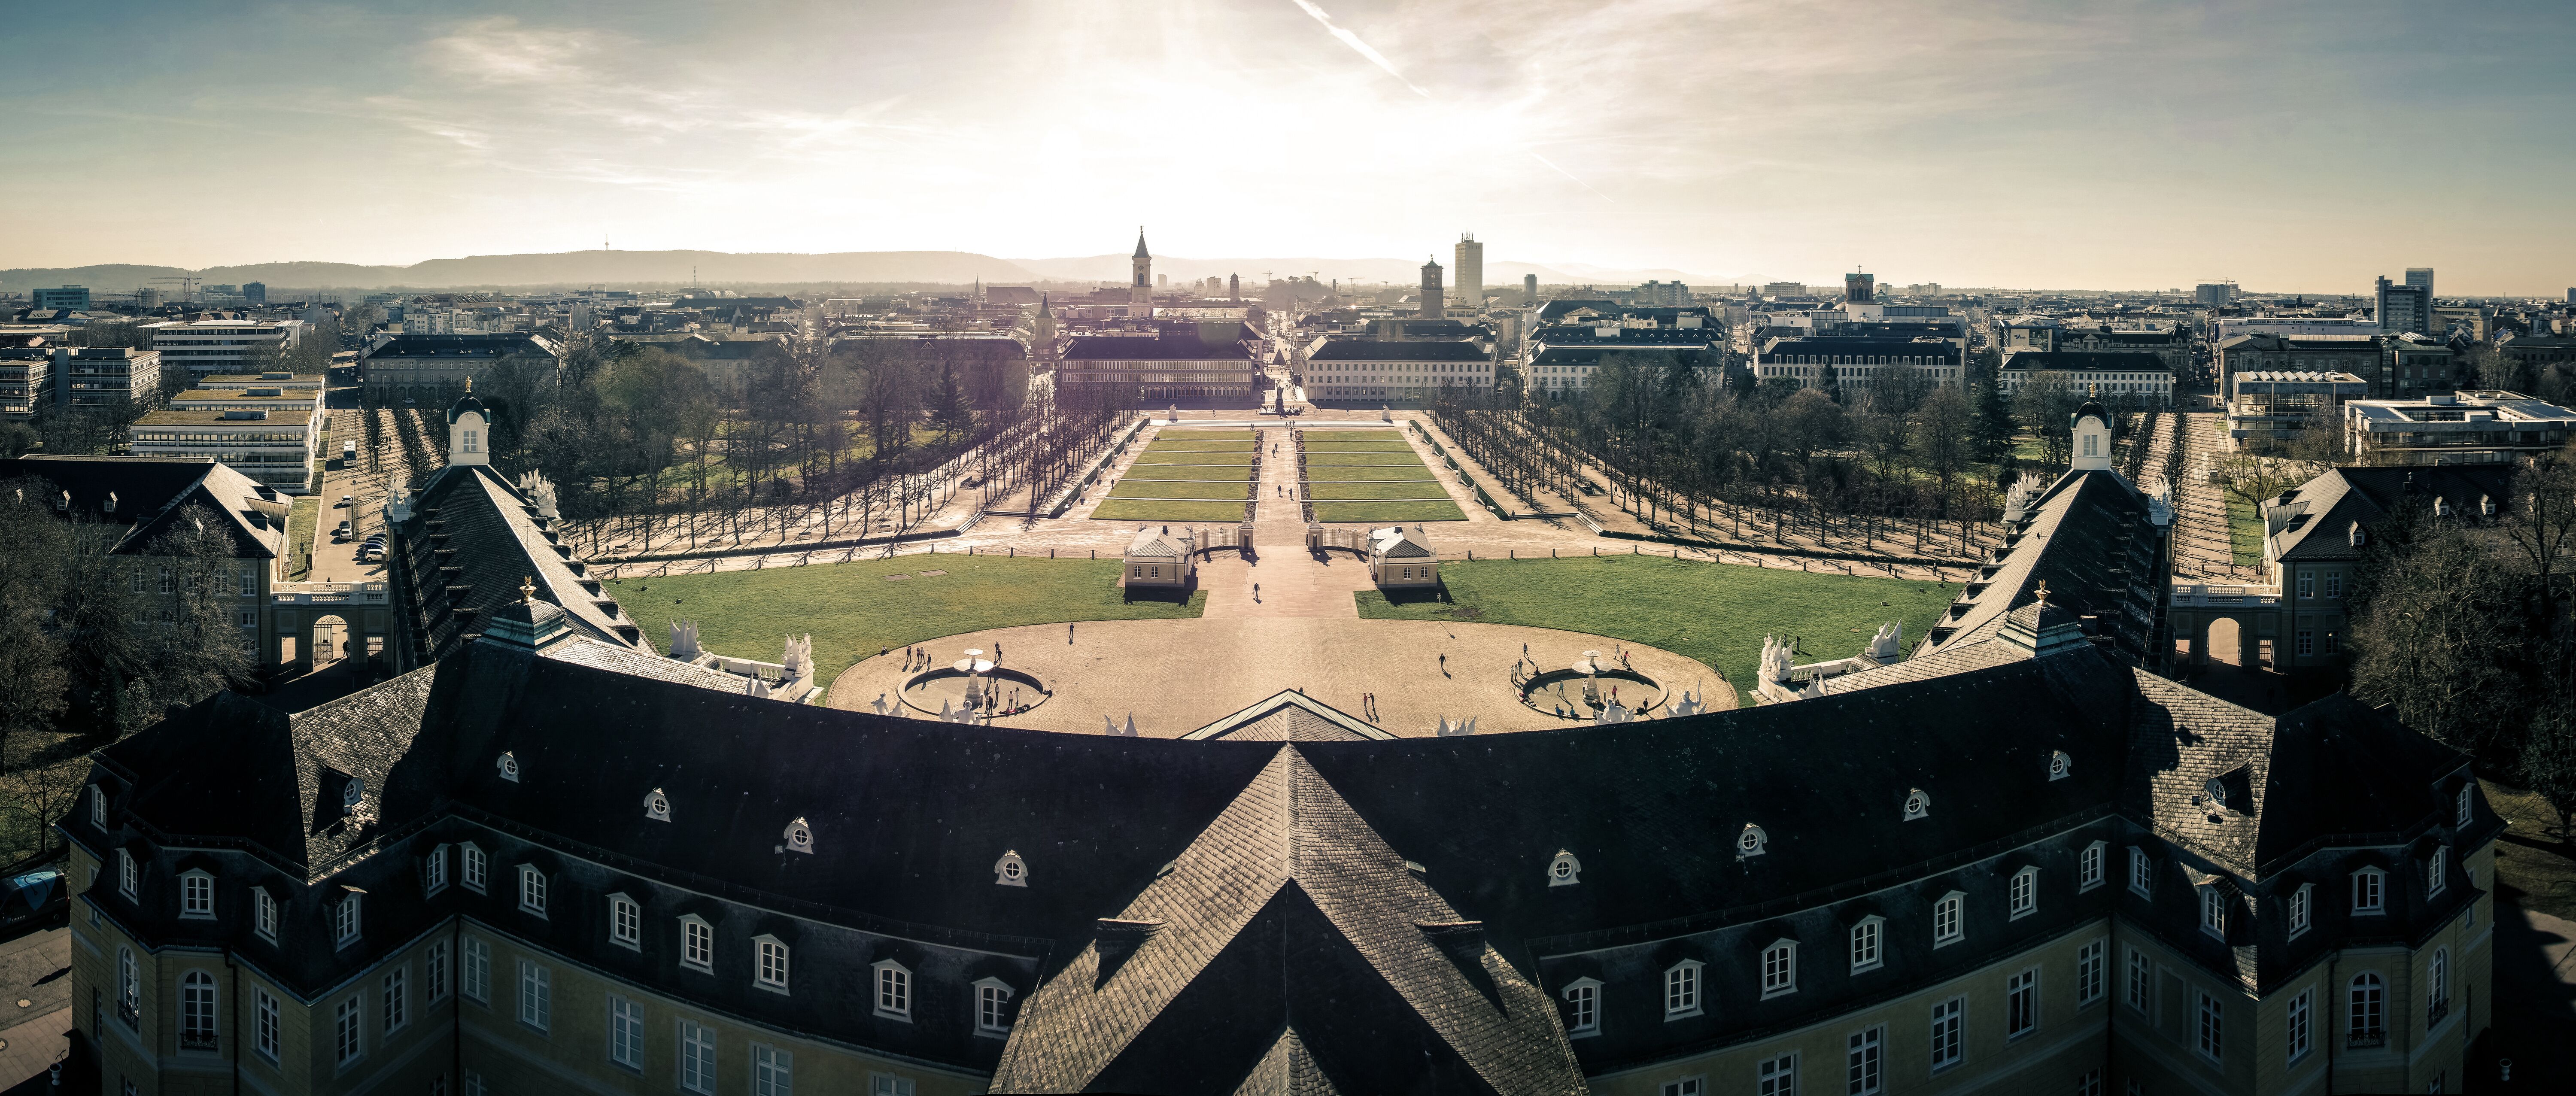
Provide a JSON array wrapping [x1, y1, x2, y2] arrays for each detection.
[[1287, 0, 1432, 97]]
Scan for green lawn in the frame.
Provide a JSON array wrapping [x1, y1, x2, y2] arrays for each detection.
[[1145, 440, 1253, 452], [1307, 482, 1455, 501], [1300, 429, 1403, 442], [1304, 467, 1436, 481], [1107, 480, 1251, 500], [287, 497, 319, 580], [1355, 556, 1957, 705], [1310, 500, 1467, 523], [622, 556, 1205, 689], [1305, 453, 1431, 466], [1118, 465, 1257, 481], [2481, 778, 2576, 922], [1155, 429, 1258, 440], [1131, 453, 1252, 466], [1092, 499, 1249, 522], [2227, 496, 2265, 566]]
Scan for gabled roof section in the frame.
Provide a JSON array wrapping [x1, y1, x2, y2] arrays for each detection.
[[1184, 690, 1392, 741], [0, 455, 286, 559], [1918, 468, 2160, 659], [1306, 339, 1489, 362], [398, 465, 645, 660], [2269, 465, 2512, 563], [1127, 526, 1188, 558], [989, 747, 1583, 1095]]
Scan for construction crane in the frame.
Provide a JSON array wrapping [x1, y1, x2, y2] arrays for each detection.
[[150, 275, 203, 304]]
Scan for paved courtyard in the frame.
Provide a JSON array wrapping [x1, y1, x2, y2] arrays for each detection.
[[823, 550, 1730, 737]]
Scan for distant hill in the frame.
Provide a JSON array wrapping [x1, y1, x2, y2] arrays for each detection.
[[0, 250, 1042, 294], [1, 249, 1753, 296]]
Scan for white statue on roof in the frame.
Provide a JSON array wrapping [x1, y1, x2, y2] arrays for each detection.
[[781, 634, 812, 677], [1866, 621, 1903, 662], [669, 620, 701, 660]]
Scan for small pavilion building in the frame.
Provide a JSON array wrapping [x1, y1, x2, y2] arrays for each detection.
[[1368, 525, 1439, 589], [1123, 525, 1194, 591]]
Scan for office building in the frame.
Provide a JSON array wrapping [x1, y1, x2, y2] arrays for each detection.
[[1303, 337, 1492, 401], [2375, 276, 2431, 335], [0, 349, 49, 419], [1635, 280, 1692, 307], [145, 318, 305, 375], [125, 394, 324, 493], [1058, 323, 1258, 399], [2194, 282, 2236, 306], [70, 394, 2492, 1096], [2225, 370, 2369, 452], [242, 282, 267, 304], [2405, 267, 2434, 298], [1761, 282, 1807, 297], [32, 285, 91, 310], [2343, 390, 2576, 466], [2212, 316, 2377, 341], [1523, 273, 1538, 303], [1994, 351, 2175, 406], [57, 347, 163, 408], [1454, 233, 1483, 315], [2216, 334, 2381, 400]]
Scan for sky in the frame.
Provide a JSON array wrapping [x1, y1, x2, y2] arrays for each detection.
[[6, 0, 2573, 294]]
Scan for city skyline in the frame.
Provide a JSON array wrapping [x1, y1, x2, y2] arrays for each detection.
[[5, 0, 2573, 294]]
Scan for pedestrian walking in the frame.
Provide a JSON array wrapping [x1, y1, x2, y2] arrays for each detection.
[[1439, 653, 1447, 673], [1068, 622, 1075, 644]]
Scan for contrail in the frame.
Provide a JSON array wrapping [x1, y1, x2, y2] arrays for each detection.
[[1285, 0, 1610, 201], [1288, 0, 1431, 98]]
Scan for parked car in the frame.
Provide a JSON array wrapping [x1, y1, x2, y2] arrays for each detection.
[[338, 495, 354, 507], [0, 867, 63, 927]]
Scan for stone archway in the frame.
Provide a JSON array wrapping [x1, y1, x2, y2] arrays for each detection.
[[308, 614, 351, 670], [2204, 617, 2244, 668]]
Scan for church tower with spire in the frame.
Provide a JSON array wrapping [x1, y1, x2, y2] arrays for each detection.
[[1130, 228, 1152, 319]]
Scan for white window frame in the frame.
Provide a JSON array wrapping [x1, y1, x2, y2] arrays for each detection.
[[2352, 867, 2385, 914], [383, 965, 408, 1035], [2428, 947, 2448, 1019], [334, 994, 364, 1067], [425, 845, 448, 896], [2009, 866, 2038, 919], [2287, 988, 2312, 1063], [974, 978, 1015, 1037], [2126, 948, 2150, 1013], [2196, 990, 2224, 1062], [517, 960, 552, 1032], [180, 969, 219, 1052], [2428, 847, 2447, 897], [334, 893, 361, 948], [873, 959, 913, 1021], [1659, 1078, 1703, 1096], [1756, 1052, 1796, 1096], [2128, 847, 2153, 897], [755, 935, 791, 994], [2289, 883, 2313, 939], [679, 1018, 717, 1095], [1846, 1024, 1884, 1095], [1760, 940, 1798, 999], [427, 940, 450, 1003], [462, 936, 491, 1004], [754, 1044, 793, 1096], [2006, 967, 2039, 1039], [2200, 886, 2227, 938], [1932, 891, 1963, 947], [518, 864, 547, 917], [1664, 959, 1703, 1019], [2077, 938, 2106, 1006], [461, 843, 486, 893], [2455, 785, 2473, 829], [1849, 916, 1883, 973], [681, 914, 715, 973], [179, 869, 216, 919], [2350, 972, 2385, 1040], [91, 784, 107, 829], [1929, 996, 1964, 1071], [254, 988, 281, 1063], [118, 848, 137, 900], [608, 994, 644, 1070], [1561, 977, 1602, 1037], [609, 893, 641, 950], [2078, 841, 2105, 892]]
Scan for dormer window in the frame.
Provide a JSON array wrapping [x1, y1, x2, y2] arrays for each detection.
[[2455, 785, 2473, 829], [497, 752, 519, 782], [2351, 867, 2385, 914], [341, 777, 365, 811], [2010, 867, 2039, 919], [679, 915, 714, 972], [517, 865, 547, 917], [425, 846, 448, 896], [1548, 849, 1581, 887], [2427, 847, 2447, 897], [2128, 847, 2154, 897], [644, 789, 671, 822], [1737, 824, 1768, 859], [974, 978, 1017, 1036], [783, 817, 814, 855], [2288, 883, 2313, 938], [2202, 778, 2229, 810], [608, 894, 641, 950], [461, 844, 486, 893], [1663, 959, 1704, 1018], [1849, 916, 1884, 973], [179, 870, 215, 919], [1933, 892, 1964, 946], [1760, 940, 1798, 997], [255, 888, 277, 942], [754, 936, 790, 994], [994, 850, 1028, 887], [1903, 789, 1931, 821], [118, 848, 137, 900], [2079, 841, 2106, 891], [2049, 751, 2072, 781], [334, 891, 363, 947], [1561, 977, 1603, 1036], [2199, 886, 2227, 937], [90, 785, 106, 829], [872, 959, 913, 1021]]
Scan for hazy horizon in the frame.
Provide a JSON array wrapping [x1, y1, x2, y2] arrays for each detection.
[[7, 0, 2573, 295]]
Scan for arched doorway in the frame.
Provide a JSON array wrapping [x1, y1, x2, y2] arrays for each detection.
[[2205, 618, 2243, 668], [310, 614, 351, 669]]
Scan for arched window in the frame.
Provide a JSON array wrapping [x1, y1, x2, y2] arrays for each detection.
[[181, 969, 219, 1050], [2348, 973, 2385, 1043]]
